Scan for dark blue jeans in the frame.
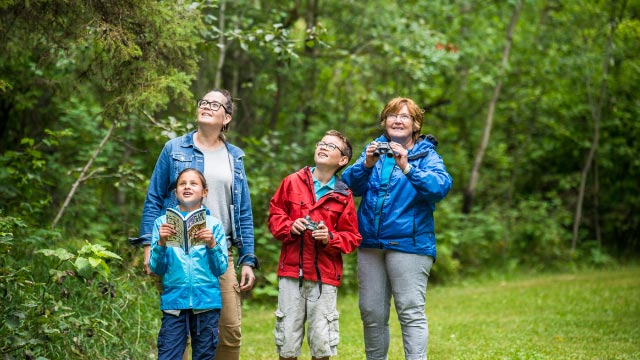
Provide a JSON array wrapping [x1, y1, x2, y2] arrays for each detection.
[[157, 309, 220, 360]]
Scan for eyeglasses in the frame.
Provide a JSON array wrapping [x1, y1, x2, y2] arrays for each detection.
[[316, 141, 346, 156], [197, 99, 230, 114], [387, 113, 412, 121]]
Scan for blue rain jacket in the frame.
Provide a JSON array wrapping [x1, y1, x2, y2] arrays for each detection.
[[342, 135, 452, 259]]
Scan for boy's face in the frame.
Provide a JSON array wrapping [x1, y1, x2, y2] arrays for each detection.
[[314, 135, 348, 170]]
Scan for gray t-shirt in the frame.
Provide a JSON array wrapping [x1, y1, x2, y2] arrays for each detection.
[[201, 146, 233, 246]]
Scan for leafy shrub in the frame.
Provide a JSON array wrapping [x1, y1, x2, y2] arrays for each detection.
[[0, 213, 160, 359]]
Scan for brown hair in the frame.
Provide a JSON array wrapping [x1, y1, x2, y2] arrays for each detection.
[[176, 168, 208, 189], [324, 129, 352, 172], [378, 97, 425, 142]]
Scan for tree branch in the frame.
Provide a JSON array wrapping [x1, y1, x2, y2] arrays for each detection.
[[51, 123, 115, 229]]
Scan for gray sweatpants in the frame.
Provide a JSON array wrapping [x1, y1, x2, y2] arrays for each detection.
[[357, 248, 434, 360]]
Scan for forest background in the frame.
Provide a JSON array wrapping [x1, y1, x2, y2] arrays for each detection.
[[1, 0, 638, 358]]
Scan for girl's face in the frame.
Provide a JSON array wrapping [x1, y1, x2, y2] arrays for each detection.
[[197, 91, 231, 130], [175, 171, 208, 211]]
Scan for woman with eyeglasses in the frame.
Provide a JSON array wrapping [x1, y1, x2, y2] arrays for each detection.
[[342, 97, 452, 360], [137, 89, 259, 360]]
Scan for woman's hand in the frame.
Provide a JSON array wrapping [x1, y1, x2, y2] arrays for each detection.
[[389, 141, 409, 171], [240, 265, 255, 291], [363, 142, 379, 168]]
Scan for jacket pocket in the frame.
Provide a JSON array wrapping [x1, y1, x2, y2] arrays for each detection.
[[319, 201, 346, 230], [325, 310, 340, 347], [171, 152, 195, 180], [287, 195, 309, 215]]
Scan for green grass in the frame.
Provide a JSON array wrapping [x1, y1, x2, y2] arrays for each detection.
[[242, 266, 640, 359]]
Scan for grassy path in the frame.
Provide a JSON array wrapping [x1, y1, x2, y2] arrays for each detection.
[[242, 266, 640, 359]]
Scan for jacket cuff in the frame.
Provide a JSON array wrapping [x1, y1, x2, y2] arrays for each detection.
[[128, 235, 151, 247], [207, 242, 223, 254], [237, 254, 260, 270]]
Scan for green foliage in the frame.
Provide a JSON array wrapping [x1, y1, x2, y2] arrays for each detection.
[[0, 213, 160, 359], [37, 242, 122, 280], [0, 0, 639, 356], [241, 131, 308, 301]]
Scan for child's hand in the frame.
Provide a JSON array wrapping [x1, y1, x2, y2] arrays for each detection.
[[158, 223, 175, 246], [312, 222, 330, 245], [197, 228, 216, 248], [290, 217, 309, 236]]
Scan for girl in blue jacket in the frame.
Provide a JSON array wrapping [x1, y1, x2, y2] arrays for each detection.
[[150, 168, 228, 360], [342, 97, 452, 360]]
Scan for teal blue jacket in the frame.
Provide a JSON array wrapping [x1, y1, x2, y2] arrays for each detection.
[[149, 207, 228, 311]]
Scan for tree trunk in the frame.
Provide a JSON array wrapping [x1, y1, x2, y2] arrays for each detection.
[[462, 0, 523, 214], [270, 64, 283, 130], [572, 11, 619, 251], [51, 123, 115, 229], [301, 0, 318, 135], [594, 158, 601, 247], [214, 0, 227, 89]]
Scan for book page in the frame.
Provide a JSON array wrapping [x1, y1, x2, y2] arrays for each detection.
[[165, 209, 185, 248], [187, 209, 207, 248]]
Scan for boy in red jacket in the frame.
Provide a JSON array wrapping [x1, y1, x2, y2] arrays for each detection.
[[268, 130, 362, 360]]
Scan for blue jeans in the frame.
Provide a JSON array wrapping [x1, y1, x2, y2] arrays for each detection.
[[157, 309, 220, 360], [358, 248, 434, 360]]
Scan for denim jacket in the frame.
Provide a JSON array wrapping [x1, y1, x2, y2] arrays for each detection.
[[135, 131, 258, 268]]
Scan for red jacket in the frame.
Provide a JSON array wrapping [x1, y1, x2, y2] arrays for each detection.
[[268, 167, 361, 287]]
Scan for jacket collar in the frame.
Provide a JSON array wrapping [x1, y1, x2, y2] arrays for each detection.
[[181, 130, 245, 158], [300, 166, 350, 197], [374, 134, 435, 160]]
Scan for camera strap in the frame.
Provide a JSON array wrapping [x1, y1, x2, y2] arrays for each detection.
[[314, 240, 323, 297], [297, 232, 323, 302]]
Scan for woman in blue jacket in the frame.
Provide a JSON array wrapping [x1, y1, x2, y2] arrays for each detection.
[[342, 97, 452, 360], [138, 89, 258, 359]]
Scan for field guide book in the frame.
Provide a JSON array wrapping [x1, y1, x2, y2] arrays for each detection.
[[165, 207, 207, 253]]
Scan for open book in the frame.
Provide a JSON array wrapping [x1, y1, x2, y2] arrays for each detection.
[[165, 207, 207, 253]]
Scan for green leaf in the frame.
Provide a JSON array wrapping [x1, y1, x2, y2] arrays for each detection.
[[88, 257, 103, 267], [36, 248, 75, 262], [74, 257, 92, 278]]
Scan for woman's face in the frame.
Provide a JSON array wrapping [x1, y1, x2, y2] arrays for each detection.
[[384, 104, 414, 142], [197, 91, 231, 129]]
